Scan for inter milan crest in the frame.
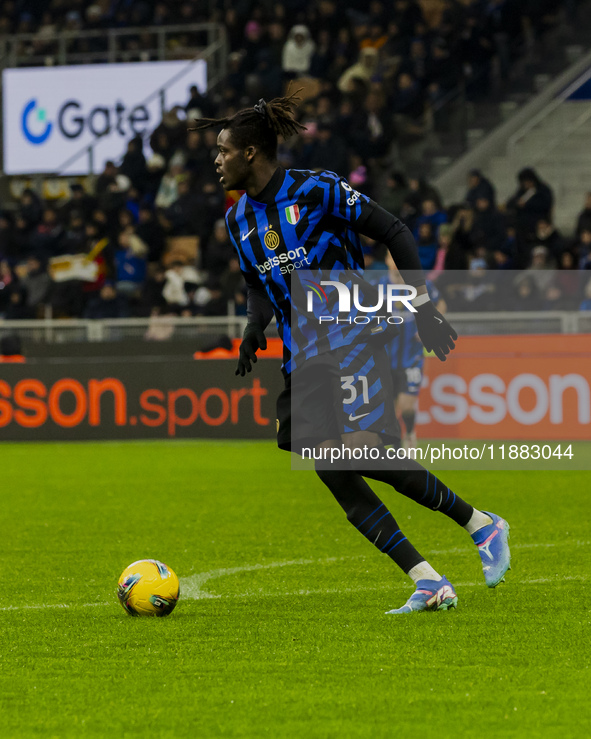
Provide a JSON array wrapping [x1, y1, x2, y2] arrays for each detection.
[[264, 229, 281, 250], [285, 204, 300, 224]]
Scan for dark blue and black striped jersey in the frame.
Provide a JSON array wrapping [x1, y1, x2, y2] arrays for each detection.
[[225, 167, 397, 373]]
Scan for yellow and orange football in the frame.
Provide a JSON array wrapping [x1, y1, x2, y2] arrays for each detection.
[[117, 559, 180, 616]]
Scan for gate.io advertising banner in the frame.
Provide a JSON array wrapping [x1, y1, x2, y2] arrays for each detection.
[[2, 61, 207, 175]]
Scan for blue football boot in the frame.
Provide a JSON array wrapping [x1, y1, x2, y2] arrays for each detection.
[[386, 576, 458, 614], [472, 511, 511, 587]]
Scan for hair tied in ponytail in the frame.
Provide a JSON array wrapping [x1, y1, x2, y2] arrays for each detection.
[[253, 99, 268, 118]]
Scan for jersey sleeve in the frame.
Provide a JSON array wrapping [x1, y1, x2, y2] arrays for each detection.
[[357, 201, 426, 288], [312, 170, 425, 287], [314, 171, 374, 231]]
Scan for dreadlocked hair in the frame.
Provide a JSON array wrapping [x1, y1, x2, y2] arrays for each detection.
[[188, 89, 306, 160]]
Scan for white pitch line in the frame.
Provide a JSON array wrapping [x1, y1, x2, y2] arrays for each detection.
[[0, 601, 109, 612], [187, 572, 590, 600], [180, 555, 357, 600], [0, 557, 360, 612], [179, 553, 590, 601], [427, 540, 590, 556], [1, 541, 589, 612], [0, 603, 70, 612], [83, 602, 110, 607], [181, 538, 591, 601], [217, 574, 590, 600], [2, 574, 587, 612]]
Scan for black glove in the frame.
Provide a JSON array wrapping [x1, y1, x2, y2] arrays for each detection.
[[235, 323, 267, 376], [414, 300, 458, 361]]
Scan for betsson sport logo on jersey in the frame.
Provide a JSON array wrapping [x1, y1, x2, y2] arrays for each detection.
[[256, 246, 311, 275]]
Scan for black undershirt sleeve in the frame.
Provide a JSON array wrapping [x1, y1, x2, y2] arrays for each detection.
[[358, 201, 426, 288], [245, 283, 275, 329]]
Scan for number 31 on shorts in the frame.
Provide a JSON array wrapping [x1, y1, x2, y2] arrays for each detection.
[[341, 375, 369, 404]]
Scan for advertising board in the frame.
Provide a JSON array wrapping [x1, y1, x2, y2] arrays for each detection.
[[0, 335, 588, 444], [0, 359, 283, 442], [2, 60, 206, 175], [418, 334, 591, 440]]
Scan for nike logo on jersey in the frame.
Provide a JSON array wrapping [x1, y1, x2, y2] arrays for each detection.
[[242, 227, 256, 241], [435, 317, 443, 324], [348, 411, 370, 422]]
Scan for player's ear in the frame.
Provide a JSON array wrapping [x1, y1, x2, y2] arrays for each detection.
[[244, 145, 256, 163]]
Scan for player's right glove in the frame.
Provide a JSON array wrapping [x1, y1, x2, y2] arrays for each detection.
[[414, 300, 458, 361], [235, 323, 267, 376]]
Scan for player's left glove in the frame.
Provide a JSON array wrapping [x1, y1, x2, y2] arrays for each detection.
[[414, 300, 457, 361], [235, 323, 267, 376]]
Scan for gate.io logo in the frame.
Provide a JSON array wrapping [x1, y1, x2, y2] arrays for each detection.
[[21, 99, 52, 144]]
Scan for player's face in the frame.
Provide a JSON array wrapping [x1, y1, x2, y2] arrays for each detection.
[[215, 129, 251, 191]]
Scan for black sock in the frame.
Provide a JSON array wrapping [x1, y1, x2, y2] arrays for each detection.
[[355, 451, 473, 527], [315, 465, 425, 573], [401, 410, 416, 435]]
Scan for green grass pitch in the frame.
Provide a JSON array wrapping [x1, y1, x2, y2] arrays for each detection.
[[1, 440, 589, 738]]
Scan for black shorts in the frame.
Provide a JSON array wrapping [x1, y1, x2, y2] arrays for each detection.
[[391, 364, 424, 397], [276, 338, 401, 454]]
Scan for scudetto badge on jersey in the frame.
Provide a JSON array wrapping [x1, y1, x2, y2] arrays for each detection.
[[285, 204, 300, 225]]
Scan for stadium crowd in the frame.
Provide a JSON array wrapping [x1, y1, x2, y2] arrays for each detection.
[[1, 0, 576, 75], [2, 0, 580, 122], [2, 144, 591, 319], [1, 0, 590, 319]]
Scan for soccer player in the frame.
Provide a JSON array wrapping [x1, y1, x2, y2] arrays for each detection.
[[191, 93, 511, 614], [386, 266, 446, 450]]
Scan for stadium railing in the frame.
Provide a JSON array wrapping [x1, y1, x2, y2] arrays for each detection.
[[507, 65, 591, 153], [0, 312, 589, 347], [434, 47, 591, 203], [0, 315, 245, 345], [0, 23, 226, 69]]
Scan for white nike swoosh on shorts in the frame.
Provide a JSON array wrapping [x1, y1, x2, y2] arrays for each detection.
[[348, 412, 370, 422]]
